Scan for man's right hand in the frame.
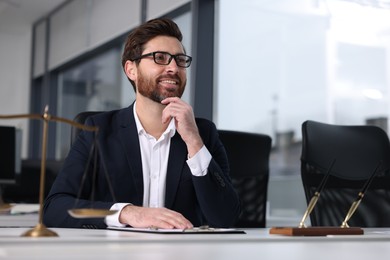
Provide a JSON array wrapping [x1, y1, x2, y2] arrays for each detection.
[[119, 205, 193, 229]]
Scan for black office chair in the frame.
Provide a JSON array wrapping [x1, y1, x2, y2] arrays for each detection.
[[2, 159, 62, 203], [218, 130, 272, 228], [301, 120, 390, 227]]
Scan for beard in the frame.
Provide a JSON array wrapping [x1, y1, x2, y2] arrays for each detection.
[[137, 71, 186, 103]]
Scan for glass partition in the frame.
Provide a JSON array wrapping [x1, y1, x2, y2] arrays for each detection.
[[55, 47, 132, 159], [216, 0, 390, 168]]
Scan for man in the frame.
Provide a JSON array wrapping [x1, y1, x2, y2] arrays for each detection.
[[43, 18, 240, 229]]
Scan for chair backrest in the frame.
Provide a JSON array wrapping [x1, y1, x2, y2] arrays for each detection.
[[218, 130, 272, 228], [71, 111, 103, 145], [301, 120, 390, 227]]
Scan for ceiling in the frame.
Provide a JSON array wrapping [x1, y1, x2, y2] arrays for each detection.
[[0, 0, 66, 32]]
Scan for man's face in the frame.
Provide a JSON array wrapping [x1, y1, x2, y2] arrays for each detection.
[[135, 36, 187, 103]]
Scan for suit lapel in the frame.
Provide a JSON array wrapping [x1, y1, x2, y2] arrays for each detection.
[[165, 133, 187, 208], [117, 104, 144, 206]]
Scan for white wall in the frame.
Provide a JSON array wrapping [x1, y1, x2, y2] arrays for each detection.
[[0, 28, 32, 158]]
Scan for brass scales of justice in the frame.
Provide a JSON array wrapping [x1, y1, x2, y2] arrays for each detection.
[[0, 106, 117, 237]]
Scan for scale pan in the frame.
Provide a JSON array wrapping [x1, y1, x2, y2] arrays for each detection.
[[68, 208, 117, 218]]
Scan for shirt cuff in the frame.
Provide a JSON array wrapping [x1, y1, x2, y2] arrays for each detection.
[[186, 145, 212, 177], [104, 203, 131, 227]]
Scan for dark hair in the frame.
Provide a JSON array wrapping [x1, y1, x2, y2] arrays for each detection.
[[121, 18, 183, 91]]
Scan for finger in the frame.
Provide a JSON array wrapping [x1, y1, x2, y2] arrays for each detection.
[[161, 104, 180, 124], [157, 209, 193, 229], [161, 97, 180, 105], [161, 111, 174, 124]]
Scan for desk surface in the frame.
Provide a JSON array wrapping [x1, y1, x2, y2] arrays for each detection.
[[1, 214, 390, 259]]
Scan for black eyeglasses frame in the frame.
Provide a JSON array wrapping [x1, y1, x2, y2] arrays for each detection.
[[130, 51, 192, 68]]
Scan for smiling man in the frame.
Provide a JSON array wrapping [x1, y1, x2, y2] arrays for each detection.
[[43, 18, 240, 230]]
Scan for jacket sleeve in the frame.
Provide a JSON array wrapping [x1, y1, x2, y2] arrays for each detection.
[[192, 119, 241, 227]]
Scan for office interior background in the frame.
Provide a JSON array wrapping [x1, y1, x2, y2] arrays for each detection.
[[1, 0, 390, 226]]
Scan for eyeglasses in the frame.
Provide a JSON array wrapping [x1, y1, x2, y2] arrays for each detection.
[[131, 51, 192, 68]]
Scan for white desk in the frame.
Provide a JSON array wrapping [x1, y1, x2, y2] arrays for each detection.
[[1, 224, 390, 260]]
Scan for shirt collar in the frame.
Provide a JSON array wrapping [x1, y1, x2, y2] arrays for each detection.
[[133, 101, 176, 139]]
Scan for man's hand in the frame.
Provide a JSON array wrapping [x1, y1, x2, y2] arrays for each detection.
[[161, 97, 203, 157], [119, 205, 193, 229]]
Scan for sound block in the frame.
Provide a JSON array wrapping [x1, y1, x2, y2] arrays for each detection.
[[269, 226, 364, 236]]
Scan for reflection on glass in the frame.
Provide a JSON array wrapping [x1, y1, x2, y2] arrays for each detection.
[[217, 0, 390, 176], [217, 0, 390, 225], [56, 48, 124, 160]]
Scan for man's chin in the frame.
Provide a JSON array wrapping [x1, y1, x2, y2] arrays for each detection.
[[151, 92, 181, 103], [150, 93, 168, 103]]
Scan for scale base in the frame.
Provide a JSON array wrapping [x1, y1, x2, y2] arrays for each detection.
[[21, 223, 58, 237], [269, 226, 364, 236]]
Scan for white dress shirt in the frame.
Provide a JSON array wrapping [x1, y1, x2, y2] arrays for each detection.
[[105, 102, 212, 227]]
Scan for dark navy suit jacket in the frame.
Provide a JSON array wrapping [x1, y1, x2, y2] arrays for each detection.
[[43, 104, 240, 229]]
